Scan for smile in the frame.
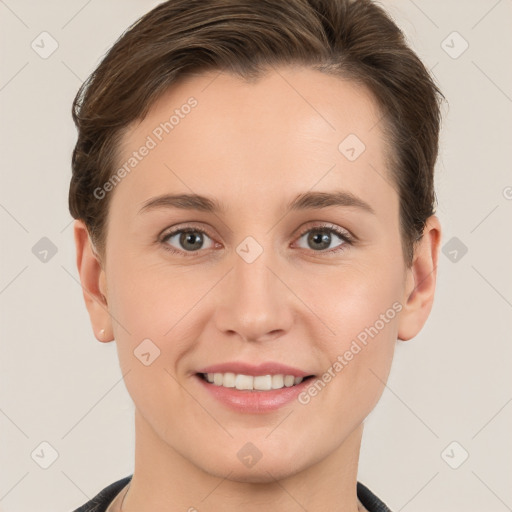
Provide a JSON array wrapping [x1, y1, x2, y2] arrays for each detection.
[[200, 372, 307, 390], [194, 372, 315, 413]]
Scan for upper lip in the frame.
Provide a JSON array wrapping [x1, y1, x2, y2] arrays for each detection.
[[196, 361, 313, 378]]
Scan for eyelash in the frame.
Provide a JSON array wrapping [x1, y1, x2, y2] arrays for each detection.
[[159, 223, 354, 257]]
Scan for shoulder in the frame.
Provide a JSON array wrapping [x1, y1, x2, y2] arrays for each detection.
[[357, 481, 394, 512], [71, 475, 133, 512]]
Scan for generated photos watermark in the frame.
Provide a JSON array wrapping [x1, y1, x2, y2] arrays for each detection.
[[298, 300, 403, 405], [93, 96, 198, 200]]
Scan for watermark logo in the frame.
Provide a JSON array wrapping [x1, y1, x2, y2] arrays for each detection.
[[31, 31, 59, 59], [441, 441, 469, 469], [237, 442, 263, 468], [441, 31, 469, 60], [32, 237, 58, 263], [134, 338, 161, 366], [338, 133, 366, 162], [442, 236, 468, 263], [31, 441, 59, 469], [236, 236, 264, 263]]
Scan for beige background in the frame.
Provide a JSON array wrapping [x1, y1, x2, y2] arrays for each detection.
[[1, 1, 511, 511]]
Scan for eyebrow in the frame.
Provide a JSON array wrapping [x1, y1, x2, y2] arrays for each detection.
[[138, 190, 375, 216]]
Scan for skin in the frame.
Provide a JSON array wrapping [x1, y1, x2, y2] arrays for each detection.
[[74, 66, 441, 512]]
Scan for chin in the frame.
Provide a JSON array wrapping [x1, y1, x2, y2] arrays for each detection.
[[208, 464, 298, 484], [197, 450, 309, 484]]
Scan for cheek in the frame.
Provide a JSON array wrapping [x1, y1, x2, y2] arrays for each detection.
[[307, 256, 403, 413], [302, 242, 401, 350], [107, 254, 210, 337], [105, 255, 224, 406], [304, 251, 403, 344]]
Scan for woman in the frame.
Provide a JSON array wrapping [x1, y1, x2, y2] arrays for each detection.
[[70, 0, 444, 510]]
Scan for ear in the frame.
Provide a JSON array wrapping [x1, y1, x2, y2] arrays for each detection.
[[73, 219, 114, 343], [397, 215, 442, 341]]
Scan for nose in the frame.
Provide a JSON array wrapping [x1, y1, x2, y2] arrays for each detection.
[[213, 243, 295, 344]]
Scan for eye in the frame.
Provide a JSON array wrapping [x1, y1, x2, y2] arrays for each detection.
[[294, 224, 353, 254], [159, 223, 354, 257], [160, 227, 216, 256]]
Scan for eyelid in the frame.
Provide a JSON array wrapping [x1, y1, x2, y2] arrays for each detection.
[[294, 221, 355, 242], [158, 221, 214, 239]]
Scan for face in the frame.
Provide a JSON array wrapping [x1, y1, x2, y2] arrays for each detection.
[[79, 66, 435, 483]]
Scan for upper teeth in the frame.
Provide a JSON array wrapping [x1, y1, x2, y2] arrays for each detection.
[[204, 373, 303, 390]]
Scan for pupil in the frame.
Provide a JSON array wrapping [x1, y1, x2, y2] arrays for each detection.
[[309, 231, 330, 250], [182, 232, 203, 251]]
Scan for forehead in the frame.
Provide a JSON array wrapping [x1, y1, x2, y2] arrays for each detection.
[[110, 66, 397, 221]]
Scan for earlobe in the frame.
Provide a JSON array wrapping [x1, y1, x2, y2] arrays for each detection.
[[73, 219, 114, 343], [397, 215, 442, 341]]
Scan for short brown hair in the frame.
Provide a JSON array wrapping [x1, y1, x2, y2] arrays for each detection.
[[69, 0, 444, 266]]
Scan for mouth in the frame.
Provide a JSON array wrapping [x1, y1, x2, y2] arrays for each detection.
[[197, 372, 316, 391], [193, 361, 316, 412]]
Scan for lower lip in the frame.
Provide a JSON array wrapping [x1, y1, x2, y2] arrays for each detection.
[[194, 374, 313, 413]]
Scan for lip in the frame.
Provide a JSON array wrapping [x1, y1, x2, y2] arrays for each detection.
[[195, 361, 311, 377], [194, 373, 314, 414]]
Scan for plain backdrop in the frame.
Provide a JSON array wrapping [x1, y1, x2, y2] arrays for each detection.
[[0, 1, 511, 511]]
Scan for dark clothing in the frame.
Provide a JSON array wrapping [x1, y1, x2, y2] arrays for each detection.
[[72, 475, 393, 511]]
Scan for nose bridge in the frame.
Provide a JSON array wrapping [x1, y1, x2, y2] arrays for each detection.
[[214, 233, 294, 342], [235, 243, 274, 297]]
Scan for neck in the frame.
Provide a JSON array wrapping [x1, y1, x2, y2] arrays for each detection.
[[123, 409, 364, 512]]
